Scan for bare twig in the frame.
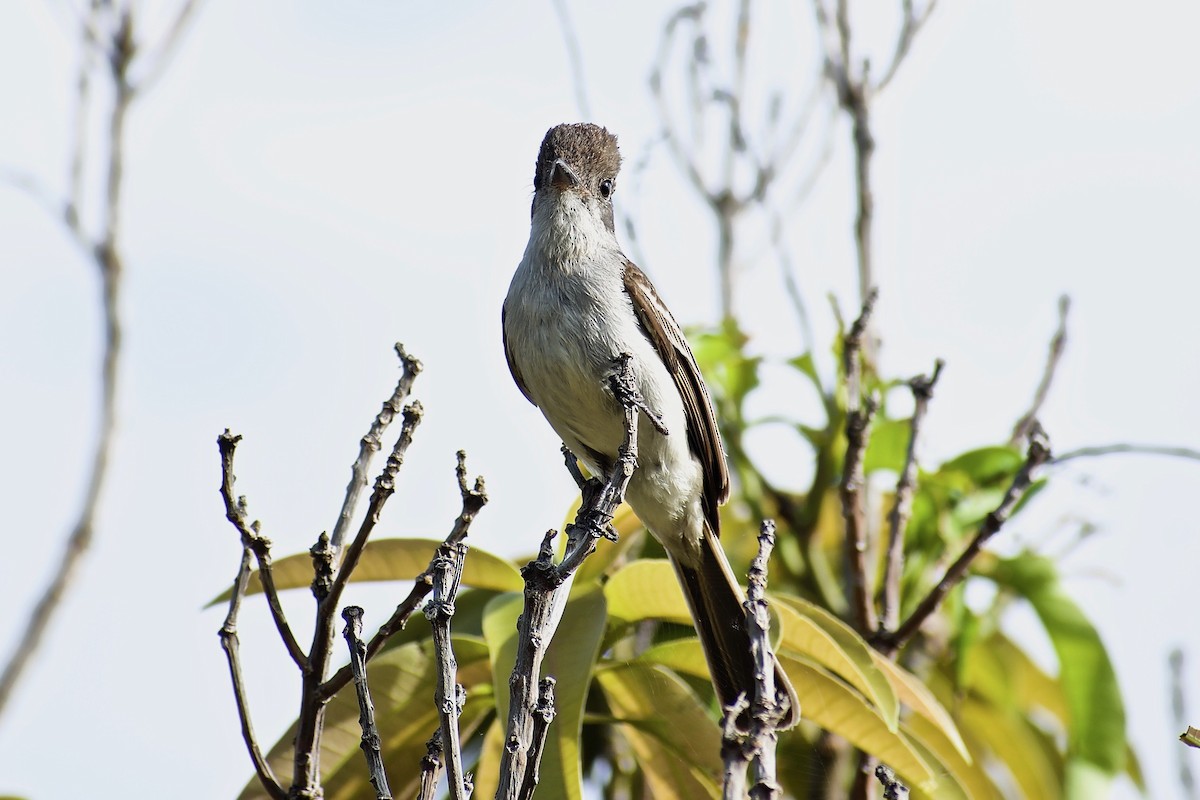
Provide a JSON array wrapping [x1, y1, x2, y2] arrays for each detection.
[[722, 522, 790, 800], [343, 606, 394, 800], [496, 353, 646, 799], [519, 679, 558, 800], [417, 730, 445, 800], [874, 764, 910, 798], [880, 424, 1052, 654], [217, 430, 306, 668], [330, 343, 424, 553], [321, 451, 488, 701], [550, 0, 592, 120], [840, 290, 880, 634], [219, 544, 288, 800], [426, 543, 472, 800], [878, 360, 944, 634], [1052, 443, 1200, 465], [1011, 295, 1069, 447], [875, 0, 938, 93], [0, 0, 204, 722], [293, 402, 425, 797]]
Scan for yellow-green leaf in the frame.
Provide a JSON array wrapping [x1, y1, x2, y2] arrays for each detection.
[[774, 595, 899, 731], [210, 538, 523, 606], [959, 696, 1062, 799], [603, 560, 690, 627], [871, 653, 970, 760], [594, 662, 721, 799]]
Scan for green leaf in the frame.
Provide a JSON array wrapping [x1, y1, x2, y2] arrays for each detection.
[[603, 560, 690, 627], [959, 695, 1063, 799], [940, 446, 1023, 484], [863, 418, 913, 474], [870, 653, 971, 760], [482, 585, 608, 800], [210, 538, 523, 606], [777, 654, 938, 793], [773, 596, 900, 731], [985, 554, 1127, 776], [594, 662, 722, 798]]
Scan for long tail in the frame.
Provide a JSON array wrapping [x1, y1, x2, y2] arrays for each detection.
[[671, 526, 799, 728]]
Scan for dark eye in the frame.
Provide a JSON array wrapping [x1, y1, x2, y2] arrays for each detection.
[[599, 179, 614, 199]]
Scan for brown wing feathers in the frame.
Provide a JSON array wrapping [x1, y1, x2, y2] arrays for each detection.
[[622, 260, 730, 533]]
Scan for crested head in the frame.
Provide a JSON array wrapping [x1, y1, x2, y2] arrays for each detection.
[[533, 123, 622, 194]]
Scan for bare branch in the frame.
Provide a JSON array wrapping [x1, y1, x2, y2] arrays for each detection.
[[417, 730, 445, 800], [1011, 295, 1069, 447], [874, 764, 910, 798], [496, 353, 646, 799], [321, 451, 488, 701], [722, 522, 790, 800], [426, 544, 472, 800], [875, 0, 937, 92], [519, 678, 557, 800], [878, 360, 944, 634], [127, 0, 204, 95], [550, 0, 592, 120], [331, 343, 424, 553], [881, 425, 1052, 654], [1052, 443, 1200, 464], [342, 606, 394, 800], [840, 290, 880, 633], [219, 544, 288, 800], [216, 431, 307, 668]]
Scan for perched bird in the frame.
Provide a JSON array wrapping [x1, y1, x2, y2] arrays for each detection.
[[502, 122, 798, 726]]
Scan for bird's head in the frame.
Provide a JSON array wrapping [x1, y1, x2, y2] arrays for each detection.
[[531, 123, 622, 235]]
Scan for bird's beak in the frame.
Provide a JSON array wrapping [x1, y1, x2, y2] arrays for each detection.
[[550, 158, 581, 191]]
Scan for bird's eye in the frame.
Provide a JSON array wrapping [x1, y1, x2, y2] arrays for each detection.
[[599, 179, 614, 199]]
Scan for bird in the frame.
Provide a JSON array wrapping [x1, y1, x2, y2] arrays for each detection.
[[502, 122, 798, 727]]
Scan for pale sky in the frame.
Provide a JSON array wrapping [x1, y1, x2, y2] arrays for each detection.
[[1, 1, 1198, 798]]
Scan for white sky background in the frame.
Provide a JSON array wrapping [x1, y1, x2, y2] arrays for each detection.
[[1, 1, 1198, 797]]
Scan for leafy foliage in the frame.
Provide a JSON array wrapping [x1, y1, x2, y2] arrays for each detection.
[[228, 321, 1134, 799]]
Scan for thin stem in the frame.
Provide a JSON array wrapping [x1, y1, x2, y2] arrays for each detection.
[[342, 606, 393, 800]]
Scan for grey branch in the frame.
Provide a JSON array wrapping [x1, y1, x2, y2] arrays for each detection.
[[878, 360, 944, 634], [874, 764, 910, 798], [417, 729, 445, 800], [425, 543, 472, 800], [343, 606, 394, 800], [217, 430, 306, 668], [1011, 295, 1069, 447], [219, 544, 288, 800], [881, 424, 1052, 655], [1052, 443, 1200, 465], [721, 522, 790, 800], [495, 353, 647, 799], [840, 290, 880, 634], [0, 0, 203, 723], [331, 344, 423, 553], [321, 451, 488, 701], [519, 678, 558, 800], [292, 401, 426, 797]]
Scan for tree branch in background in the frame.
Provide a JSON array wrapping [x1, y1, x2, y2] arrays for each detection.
[[426, 543, 473, 800], [1011, 295, 1069, 446], [219, 541, 288, 800], [878, 360, 944, 634], [1052, 443, 1200, 465], [812, 0, 937, 354], [879, 424, 1052, 655], [0, 0, 204, 721], [651, 0, 828, 320], [330, 344, 424, 553], [495, 353, 647, 800], [840, 290, 880, 634], [721, 521, 790, 800], [343, 606, 394, 800]]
